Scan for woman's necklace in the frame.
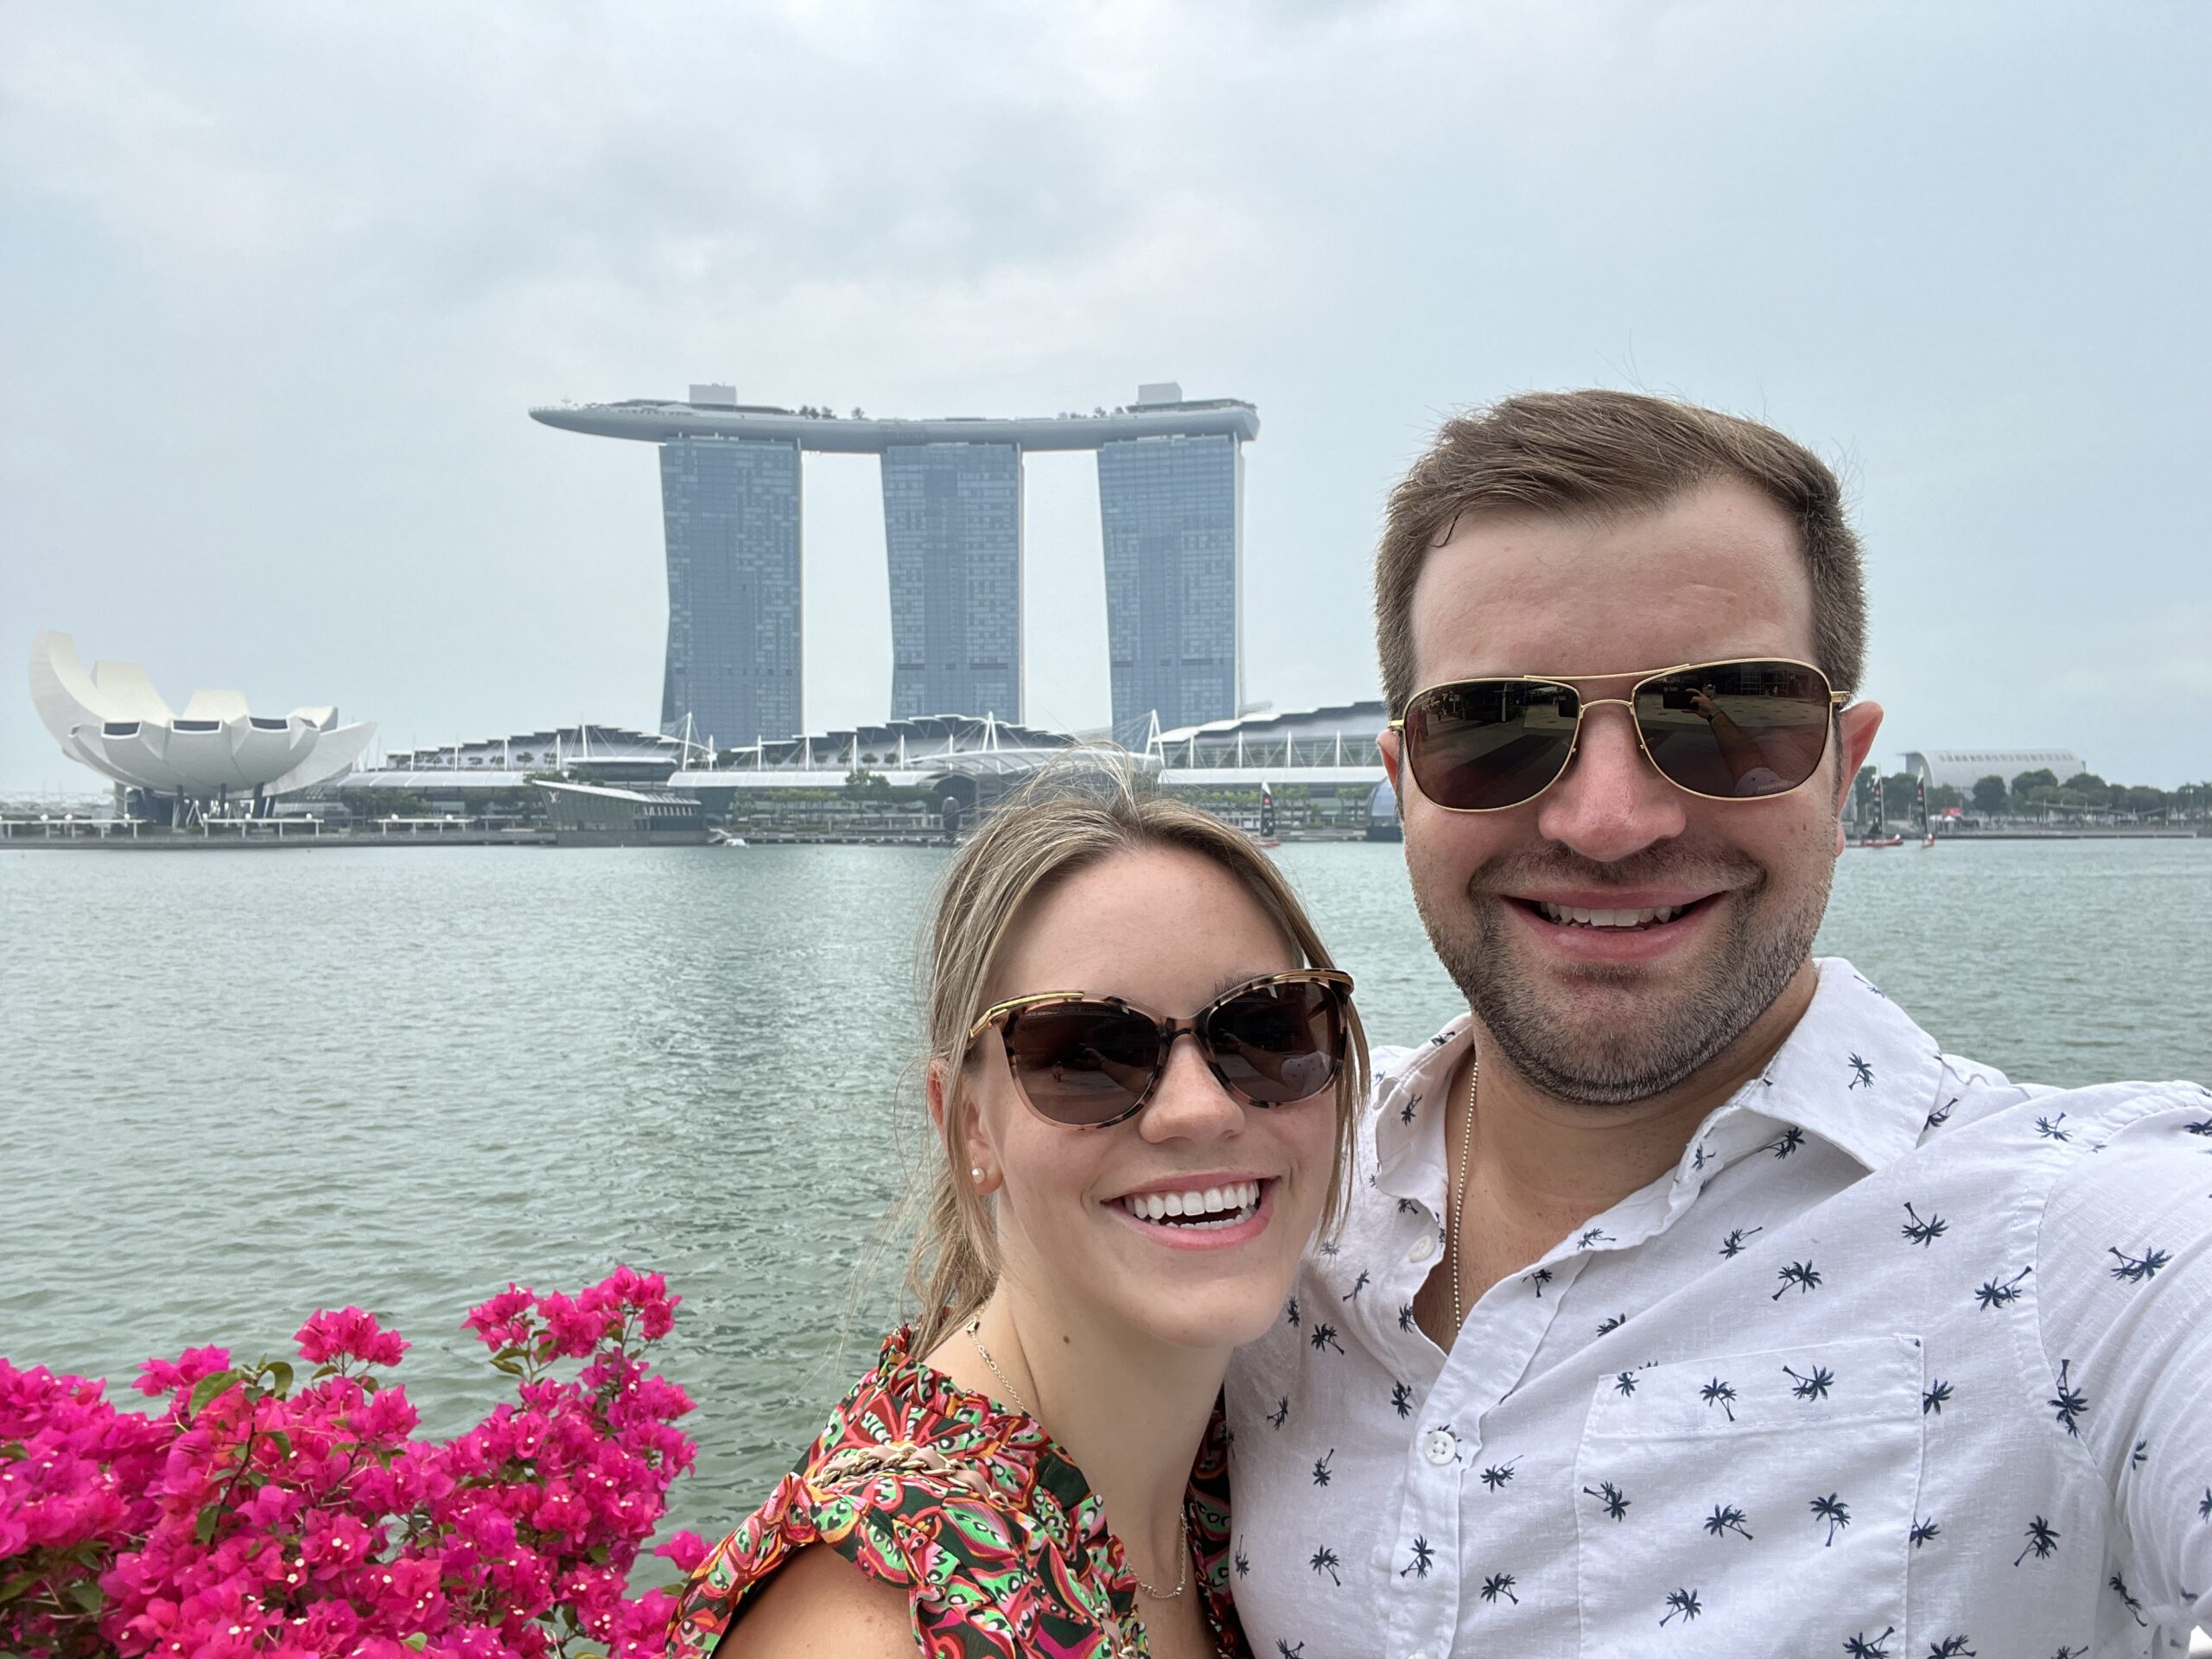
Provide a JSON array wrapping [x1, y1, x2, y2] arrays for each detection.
[[964, 1316, 1190, 1603], [1451, 1054, 1481, 1335]]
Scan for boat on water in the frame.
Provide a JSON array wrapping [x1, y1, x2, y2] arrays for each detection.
[[1252, 781, 1281, 849], [1853, 769, 1901, 847], [708, 827, 747, 847]]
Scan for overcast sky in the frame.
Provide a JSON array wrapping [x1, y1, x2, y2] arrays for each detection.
[[4, 1, 2208, 794]]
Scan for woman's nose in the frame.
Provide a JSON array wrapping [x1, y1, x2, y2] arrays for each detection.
[[1137, 1031, 1245, 1143]]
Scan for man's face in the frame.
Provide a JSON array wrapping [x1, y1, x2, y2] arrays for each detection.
[[1380, 477, 1883, 1106]]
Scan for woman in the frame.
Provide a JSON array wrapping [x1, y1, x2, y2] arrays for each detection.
[[669, 761, 1367, 1658]]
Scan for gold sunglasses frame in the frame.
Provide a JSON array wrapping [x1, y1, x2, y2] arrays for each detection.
[[1386, 656, 1853, 813], [965, 969, 1356, 1129]]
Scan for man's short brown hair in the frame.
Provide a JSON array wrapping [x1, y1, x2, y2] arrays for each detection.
[[1374, 390, 1867, 714]]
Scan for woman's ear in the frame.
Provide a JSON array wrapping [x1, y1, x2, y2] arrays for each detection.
[[931, 1057, 1001, 1196]]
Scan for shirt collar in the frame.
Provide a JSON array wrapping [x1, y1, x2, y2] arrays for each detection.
[[1368, 957, 1942, 1200]]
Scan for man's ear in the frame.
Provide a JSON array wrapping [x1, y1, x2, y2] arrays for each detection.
[[1378, 726, 1404, 795], [1829, 701, 1886, 854]]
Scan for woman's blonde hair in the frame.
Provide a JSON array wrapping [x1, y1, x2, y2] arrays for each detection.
[[904, 752, 1369, 1353]]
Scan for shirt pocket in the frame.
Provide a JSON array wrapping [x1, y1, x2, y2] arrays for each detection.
[[1570, 1333, 1924, 1657]]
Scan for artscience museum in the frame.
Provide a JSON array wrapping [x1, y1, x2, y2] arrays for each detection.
[[29, 630, 376, 824]]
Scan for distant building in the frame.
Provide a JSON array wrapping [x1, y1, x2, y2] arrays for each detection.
[[1100, 410, 1243, 743], [658, 435, 803, 747], [28, 631, 375, 825], [535, 780, 708, 846], [883, 442, 1023, 721], [1903, 749, 2088, 793], [531, 383, 1258, 745], [1151, 700, 1389, 773]]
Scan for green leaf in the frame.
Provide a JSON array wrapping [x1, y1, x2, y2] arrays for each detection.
[[0, 1442, 26, 1461], [64, 1580, 104, 1615], [265, 1361, 294, 1396], [269, 1428, 292, 1459], [0, 1569, 44, 1605], [195, 1503, 223, 1547], [489, 1357, 524, 1376], [360, 1375, 379, 1395], [403, 1636, 429, 1651], [188, 1370, 242, 1418]]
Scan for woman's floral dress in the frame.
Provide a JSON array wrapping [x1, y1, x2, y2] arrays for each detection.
[[666, 1326, 1248, 1658]]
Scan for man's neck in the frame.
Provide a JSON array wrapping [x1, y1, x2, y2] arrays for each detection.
[[1436, 958, 1823, 1323]]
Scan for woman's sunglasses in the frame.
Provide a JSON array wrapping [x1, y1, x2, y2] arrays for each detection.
[[1389, 657, 1850, 812], [965, 969, 1354, 1128]]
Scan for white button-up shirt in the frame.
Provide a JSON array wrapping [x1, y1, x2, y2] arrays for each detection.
[[1224, 958, 2212, 1658]]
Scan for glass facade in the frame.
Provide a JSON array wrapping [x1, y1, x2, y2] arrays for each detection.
[[657, 437, 803, 747], [1097, 434, 1243, 742], [881, 443, 1023, 721]]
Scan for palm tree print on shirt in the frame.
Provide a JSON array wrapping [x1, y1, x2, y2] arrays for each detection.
[[2107, 1245, 2171, 1283], [1479, 1573, 1519, 1605], [1284, 1294, 1299, 1328], [1597, 1313, 1630, 1335], [1809, 1493, 1853, 1546], [1233, 1543, 1249, 1579], [1311, 1449, 1334, 1487], [1397, 1300, 1417, 1333], [1922, 1379, 1953, 1415], [1701, 1376, 1738, 1421], [1614, 1370, 1640, 1396], [1767, 1126, 1807, 1158], [1341, 1270, 1370, 1302], [1974, 1266, 2033, 1309], [1577, 1225, 1616, 1249], [1390, 1382, 1413, 1419], [1274, 1641, 1304, 1657], [1910, 1516, 1941, 1548], [1659, 1588, 1703, 1624], [2108, 1573, 2147, 1626], [1847, 1053, 1875, 1089], [2036, 1112, 2070, 1141], [1308, 1547, 1341, 1587], [1719, 1225, 1764, 1258], [1783, 1363, 1835, 1401], [1586, 1480, 1631, 1521], [1901, 1202, 1948, 1245], [1268, 1396, 1290, 1429], [2013, 1516, 2060, 1564], [1925, 1640, 1976, 1657], [1524, 1267, 1555, 1297], [1479, 1457, 1520, 1491], [1773, 1260, 1823, 1299], [1308, 1321, 1344, 1355], [2198, 1486, 2212, 1519], [2048, 1360, 2088, 1436], [1703, 1504, 1753, 1540], [1398, 1535, 1433, 1580], [1843, 1628, 1895, 1657], [1923, 1096, 1956, 1131]]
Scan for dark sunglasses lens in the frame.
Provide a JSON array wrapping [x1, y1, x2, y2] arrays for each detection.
[[1634, 662, 1834, 799], [1004, 1005, 1161, 1124], [1406, 681, 1580, 810], [1205, 980, 1344, 1105]]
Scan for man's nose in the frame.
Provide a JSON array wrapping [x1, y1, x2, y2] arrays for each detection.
[[1532, 702, 1688, 861], [1138, 1031, 1245, 1144]]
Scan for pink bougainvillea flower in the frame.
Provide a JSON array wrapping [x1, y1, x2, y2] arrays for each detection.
[[293, 1306, 409, 1368], [133, 1344, 235, 1398]]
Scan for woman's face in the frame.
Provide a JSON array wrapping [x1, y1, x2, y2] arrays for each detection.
[[959, 844, 1340, 1353]]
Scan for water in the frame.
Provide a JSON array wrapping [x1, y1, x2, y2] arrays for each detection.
[[3, 838, 2207, 1563]]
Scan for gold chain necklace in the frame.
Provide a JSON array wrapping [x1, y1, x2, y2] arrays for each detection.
[[1451, 1054, 1480, 1335], [964, 1317, 1190, 1603]]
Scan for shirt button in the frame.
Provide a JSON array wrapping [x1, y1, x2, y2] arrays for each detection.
[[1422, 1428, 1457, 1465], [1408, 1233, 1436, 1262]]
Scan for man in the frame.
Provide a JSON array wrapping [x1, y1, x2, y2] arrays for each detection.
[[1224, 391, 2208, 1657]]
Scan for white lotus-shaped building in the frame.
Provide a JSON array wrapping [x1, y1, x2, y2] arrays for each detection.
[[30, 630, 376, 814]]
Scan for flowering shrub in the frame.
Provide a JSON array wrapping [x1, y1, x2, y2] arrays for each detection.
[[0, 1269, 709, 1658]]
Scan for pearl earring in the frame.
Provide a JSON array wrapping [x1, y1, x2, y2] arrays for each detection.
[[970, 1166, 986, 1183]]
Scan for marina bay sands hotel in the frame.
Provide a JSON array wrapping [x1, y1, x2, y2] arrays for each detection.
[[530, 382, 1257, 747]]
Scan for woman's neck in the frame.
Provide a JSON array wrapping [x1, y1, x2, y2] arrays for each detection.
[[935, 1281, 1224, 1584]]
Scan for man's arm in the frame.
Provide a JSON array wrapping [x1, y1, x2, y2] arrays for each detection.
[[2037, 1084, 2212, 1632]]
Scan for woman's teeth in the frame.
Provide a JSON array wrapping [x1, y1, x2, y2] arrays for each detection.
[[1535, 901, 1684, 929], [1120, 1180, 1262, 1230]]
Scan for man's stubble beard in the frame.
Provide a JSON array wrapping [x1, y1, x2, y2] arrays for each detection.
[[1413, 851, 1834, 1108]]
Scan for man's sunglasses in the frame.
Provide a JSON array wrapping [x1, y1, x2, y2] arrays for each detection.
[[965, 969, 1354, 1128], [1389, 657, 1850, 812]]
